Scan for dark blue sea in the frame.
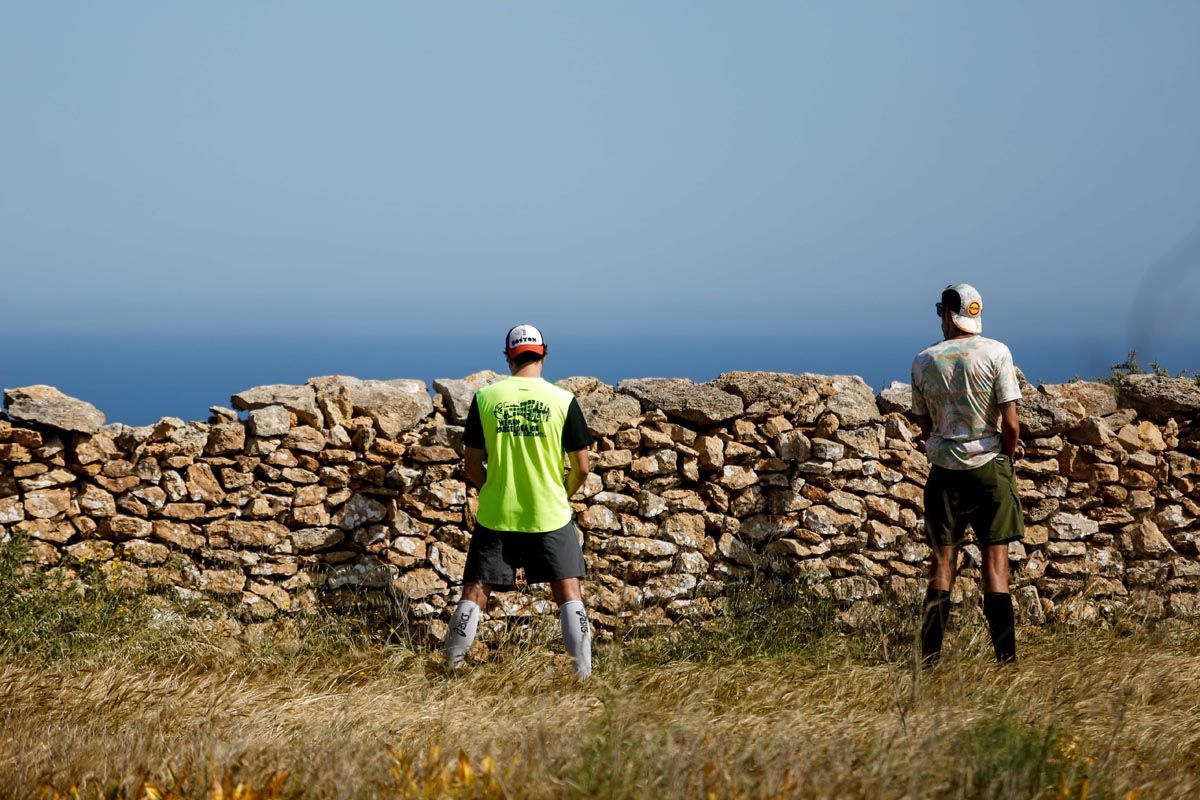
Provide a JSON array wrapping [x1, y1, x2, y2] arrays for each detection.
[[1, 332, 1195, 427]]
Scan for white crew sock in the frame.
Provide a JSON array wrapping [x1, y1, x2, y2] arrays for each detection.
[[443, 599, 480, 669], [559, 600, 592, 681]]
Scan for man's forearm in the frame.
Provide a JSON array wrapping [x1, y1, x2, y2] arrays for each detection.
[[565, 468, 584, 498], [915, 415, 932, 450], [565, 450, 590, 499], [468, 466, 486, 488], [999, 403, 1020, 457], [464, 451, 487, 489], [1002, 427, 1019, 458]]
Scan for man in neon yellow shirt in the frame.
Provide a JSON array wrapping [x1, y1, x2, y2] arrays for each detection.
[[443, 324, 595, 680]]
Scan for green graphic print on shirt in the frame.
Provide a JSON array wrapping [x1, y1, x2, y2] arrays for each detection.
[[494, 399, 551, 437], [911, 335, 1021, 470]]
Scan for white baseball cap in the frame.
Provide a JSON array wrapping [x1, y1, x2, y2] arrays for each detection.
[[505, 324, 546, 359], [938, 284, 983, 334]]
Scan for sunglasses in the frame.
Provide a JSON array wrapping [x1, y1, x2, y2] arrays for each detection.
[[935, 298, 961, 317]]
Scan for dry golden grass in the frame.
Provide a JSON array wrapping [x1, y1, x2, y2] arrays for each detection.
[[2, 543, 1199, 799], [2, 599, 1200, 799]]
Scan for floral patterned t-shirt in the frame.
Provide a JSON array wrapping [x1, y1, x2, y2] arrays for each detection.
[[911, 335, 1021, 470]]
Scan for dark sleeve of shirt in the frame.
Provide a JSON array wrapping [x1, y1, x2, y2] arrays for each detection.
[[463, 397, 485, 450], [561, 398, 594, 452]]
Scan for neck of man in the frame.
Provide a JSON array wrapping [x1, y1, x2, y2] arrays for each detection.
[[942, 319, 974, 341], [510, 361, 544, 378]]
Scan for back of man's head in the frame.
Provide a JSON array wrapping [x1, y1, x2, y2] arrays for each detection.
[[504, 324, 547, 367], [510, 349, 544, 367], [938, 284, 984, 335]]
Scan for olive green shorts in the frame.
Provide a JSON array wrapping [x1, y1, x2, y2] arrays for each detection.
[[924, 454, 1024, 547]]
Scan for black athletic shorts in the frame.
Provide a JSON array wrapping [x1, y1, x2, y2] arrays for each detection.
[[924, 454, 1025, 547], [462, 520, 586, 590]]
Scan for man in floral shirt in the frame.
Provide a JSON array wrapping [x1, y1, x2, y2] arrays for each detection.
[[911, 283, 1023, 666]]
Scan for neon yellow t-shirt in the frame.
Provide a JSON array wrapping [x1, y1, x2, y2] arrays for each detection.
[[464, 377, 593, 533]]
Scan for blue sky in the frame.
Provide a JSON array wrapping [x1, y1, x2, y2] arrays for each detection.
[[3, 2, 1199, 349]]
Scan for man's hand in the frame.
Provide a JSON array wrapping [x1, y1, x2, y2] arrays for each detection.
[[915, 414, 932, 450], [999, 401, 1020, 458]]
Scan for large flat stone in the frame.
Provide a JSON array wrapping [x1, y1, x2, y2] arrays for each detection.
[[618, 378, 743, 426], [1040, 381, 1118, 418], [1119, 375, 1200, 421], [4, 385, 105, 433], [308, 375, 434, 436], [709, 371, 827, 417], [231, 384, 323, 427]]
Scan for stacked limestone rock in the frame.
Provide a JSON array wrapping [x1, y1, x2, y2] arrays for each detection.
[[1, 369, 1197, 634]]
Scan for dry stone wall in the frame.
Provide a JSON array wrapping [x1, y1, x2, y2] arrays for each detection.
[[2, 370, 1199, 636]]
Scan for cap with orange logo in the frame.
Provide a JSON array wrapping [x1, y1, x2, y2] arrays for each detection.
[[937, 284, 984, 334]]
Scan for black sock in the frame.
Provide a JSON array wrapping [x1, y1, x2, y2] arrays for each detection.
[[983, 592, 1017, 664], [920, 587, 952, 667]]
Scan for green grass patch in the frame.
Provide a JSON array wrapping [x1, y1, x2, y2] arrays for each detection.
[[614, 580, 925, 668], [941, 713, 1098, 800], [0, 534, 410, 674], [0, 534, 146, 665]]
